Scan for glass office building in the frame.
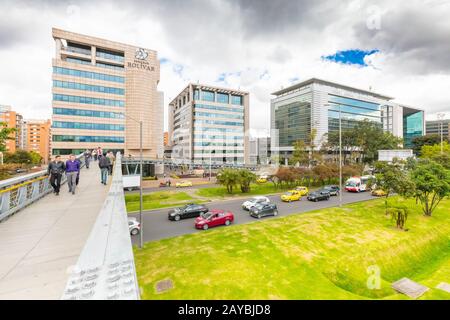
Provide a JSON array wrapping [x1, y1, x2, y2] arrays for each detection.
[[51, 28, 163, 159], [168, 84, 249, 164], [270, 78, 424, 161]]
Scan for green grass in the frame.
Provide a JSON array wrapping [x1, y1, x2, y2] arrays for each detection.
[[125, 191, 206, 212], [133, 196, 450, 300], [196, 183, 304, 198]]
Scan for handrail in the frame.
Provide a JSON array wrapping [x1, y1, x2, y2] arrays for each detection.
[[0, 154, 85, 222], [61, 152, 140, 300]]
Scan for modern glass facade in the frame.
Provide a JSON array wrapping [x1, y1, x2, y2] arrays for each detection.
[[53, 108, 124, 119], [53, 80, 125, 95], [52, 135, 124, 143], [53, 94, 125, 107], [328, 95, 383, 133], [52, 121, 125, 131], [53, 66, 125, 83], [275, 99, 311, 147], [169, 84, 249, 164], [403, 111, 424, 147]]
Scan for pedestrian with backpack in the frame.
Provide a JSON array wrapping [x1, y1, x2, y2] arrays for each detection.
[[99, 152, 111, 185]]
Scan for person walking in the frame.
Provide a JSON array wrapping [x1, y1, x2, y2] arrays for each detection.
[[97, 147, 103, 160], [47, 155, 65, 196], [65, 154, 80, 195], [106, 151, 115, 175], [84, 149, 92, 169], [99, 152, 111, 185]]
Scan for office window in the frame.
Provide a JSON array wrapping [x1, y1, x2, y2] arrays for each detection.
[[53, 94, 124, 107], [53, 66, 124, 83], [52, 135, 124, 143], [53, 80, 124, 95], [201, 90, 215, 102], [217, 93, 229, 104], [231, 95, 243, 105], [53, 107, 124, 119], [52, 121, 125, 131]]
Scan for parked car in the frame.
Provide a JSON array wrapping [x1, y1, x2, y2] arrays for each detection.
[[281, 190, 302, 202], [372, 189, 387, 197], [249, 202, 278, 219], [256, 177, 267, 183], [195, 209, 234, 230], [176, 180, 193, 188], [294, 186, 309, 196], [128, 217, 140, 235], [242, 196, 270, 210], [307, 190, 331, 202], [323, 185, 340, 196], [168, 204, 209, 221]]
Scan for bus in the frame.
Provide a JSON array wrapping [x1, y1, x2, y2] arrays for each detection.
[[345, 175, 375, 192]]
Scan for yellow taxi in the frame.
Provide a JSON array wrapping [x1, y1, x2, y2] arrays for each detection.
[[294, 186, 309, 196], [256, 177, 267, 184], [372, 189, 387, 197], [175, 180, 193, 188], [281, 190, 302, 202]]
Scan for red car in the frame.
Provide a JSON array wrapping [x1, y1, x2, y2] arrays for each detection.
[[194, 209, 234, 230]]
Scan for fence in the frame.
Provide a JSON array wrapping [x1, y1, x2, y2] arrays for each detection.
[[0, 154, 85, 222]]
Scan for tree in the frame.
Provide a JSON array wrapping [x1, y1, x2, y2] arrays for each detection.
[[290, 140, 309, 166], [4, 150, 42, 166], [410, 159, 450, 216], [374, 160, 415, 214], [411, 134, 441, 156], [237, 169, 257, 193], [355, 120, 403, 164], [326, 130, 360, 164], [420, 141, 450, 159], [312, 164, 333, 186], [387, 206, 409, 230], [216, 168, 240, 194], [0, 122, 17, 152]]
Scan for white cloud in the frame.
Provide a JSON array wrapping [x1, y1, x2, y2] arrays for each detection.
[[0, 0, 449, 133]]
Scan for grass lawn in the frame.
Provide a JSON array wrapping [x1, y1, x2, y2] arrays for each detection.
[[133, 196, 450, 300], [125, 191, 207, 212], [196, 183, 305, 198]]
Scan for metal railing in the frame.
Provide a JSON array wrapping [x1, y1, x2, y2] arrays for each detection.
[[0, 154, 85, 222], [61, 152, 140, 300]]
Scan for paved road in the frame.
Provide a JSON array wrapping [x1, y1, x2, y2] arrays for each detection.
[[130, 191, 375, 244]]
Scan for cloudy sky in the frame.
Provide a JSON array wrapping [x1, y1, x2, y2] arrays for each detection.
[[1, 0, 450, 136]]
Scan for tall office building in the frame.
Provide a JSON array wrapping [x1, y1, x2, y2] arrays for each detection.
[[24, 119, 51, 163], [426, 119, 450, 141], [270, 78, 424, 161], [51, 28, 162, 158], [168, 84, 249, 164]]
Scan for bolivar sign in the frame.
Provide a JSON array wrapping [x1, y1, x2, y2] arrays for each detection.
[[127, 48, 155, 71]]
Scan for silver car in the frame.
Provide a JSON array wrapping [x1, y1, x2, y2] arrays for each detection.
[[128, 217, 140, 235]]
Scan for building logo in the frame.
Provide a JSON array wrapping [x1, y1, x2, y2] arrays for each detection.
[[135, 48, 148, 60]]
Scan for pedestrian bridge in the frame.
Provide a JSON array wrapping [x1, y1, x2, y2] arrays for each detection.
[[0, 153, 139, 300]]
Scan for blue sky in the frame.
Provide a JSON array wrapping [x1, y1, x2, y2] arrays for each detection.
[[322, 49, 380, 67]]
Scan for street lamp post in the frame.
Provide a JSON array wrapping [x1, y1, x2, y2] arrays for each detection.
[[139, 120, 143, 249], [338, 104, 342, 208]]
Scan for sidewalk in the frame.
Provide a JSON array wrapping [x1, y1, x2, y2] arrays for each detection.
[[0, 163, 109, 299]]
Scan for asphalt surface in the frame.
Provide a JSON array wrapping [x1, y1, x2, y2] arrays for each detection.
[[130, 191, 375, 244]]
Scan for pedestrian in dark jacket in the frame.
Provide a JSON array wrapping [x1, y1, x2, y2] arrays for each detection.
[[66, 154, 80, 195], [84, 149, 92, 169], [48, 155, 65, 195], [99, 153, 111, 185]]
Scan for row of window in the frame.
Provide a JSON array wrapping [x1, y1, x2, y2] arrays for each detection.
[[53, 66, 125, 83], [194, 134, 244, 140], [52, 121, 125, 131], [194, 104, 244, 113], [96, 62, 125, 71], [66, 57, 91, 65], [194, 150, 244, 154], [52, 135, 124, 143], [193, 142, 244, 147], [53, 80, 124, 95], [52, 148, 124, 155], [194, 112, 244, 120], [96, 49, 124, 62], [194, 119, 244, 127], [53, 94, 124, 107], [328, 102, 381, 119], [194, 127, 244, 133], [53, 107, 125, 119], [193, 90, 244, 105]]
